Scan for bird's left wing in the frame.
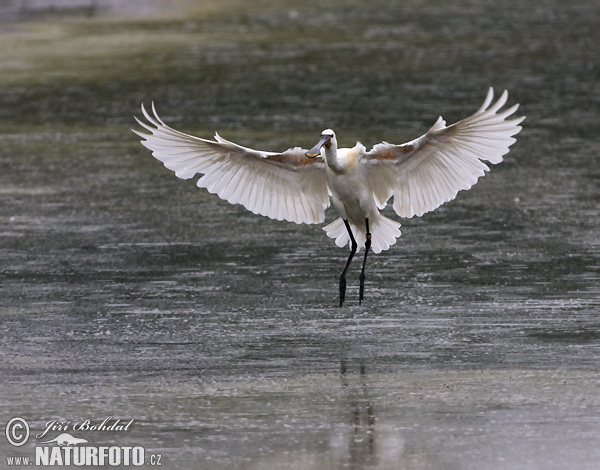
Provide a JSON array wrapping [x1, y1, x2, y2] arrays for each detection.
[[133, 104, 330, 224], [363, 88, 524, 218]]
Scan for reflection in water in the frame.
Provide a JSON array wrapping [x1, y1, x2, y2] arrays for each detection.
[[250, 359, 410, 470], [1, 0, 599, 469], [334, 359, 403, 470]]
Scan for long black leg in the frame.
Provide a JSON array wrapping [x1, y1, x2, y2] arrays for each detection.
[[339, 220, 357, 307], [359, 218, 372, 305]]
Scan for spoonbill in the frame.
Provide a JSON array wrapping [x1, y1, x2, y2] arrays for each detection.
[[133, 88, 524, 306]]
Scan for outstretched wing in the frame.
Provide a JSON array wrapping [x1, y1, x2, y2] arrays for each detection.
[[133, 104, 330, 224], [364, 88, 525, 218]]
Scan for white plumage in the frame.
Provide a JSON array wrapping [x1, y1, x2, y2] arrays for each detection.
[[133, 88, 524, 305], [134, 106, 329, 225]]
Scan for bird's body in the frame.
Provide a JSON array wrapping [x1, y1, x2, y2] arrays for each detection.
[[134, 88, 524, 306], [321, 142, 401, 254]]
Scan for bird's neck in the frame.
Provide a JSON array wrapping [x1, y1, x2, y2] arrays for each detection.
[[323, 144, 345, 173]]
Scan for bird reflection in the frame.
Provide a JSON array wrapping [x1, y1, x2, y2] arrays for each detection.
[[346, 359, 376, 464], [329, 359, 384, 468]]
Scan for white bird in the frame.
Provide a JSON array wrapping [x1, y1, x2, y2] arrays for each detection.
[[133, 88, 524, 306]]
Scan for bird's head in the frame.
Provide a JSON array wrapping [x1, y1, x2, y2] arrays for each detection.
[[306, 129, 337, 158]]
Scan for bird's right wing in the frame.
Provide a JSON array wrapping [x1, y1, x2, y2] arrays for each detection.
[[133, 104, 330, 224], [364, 88, 524, 218]]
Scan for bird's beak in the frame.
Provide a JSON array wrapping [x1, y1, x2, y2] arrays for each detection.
[[305, 135, 332, 158]]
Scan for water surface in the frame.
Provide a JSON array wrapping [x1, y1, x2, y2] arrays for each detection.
[[1, 0, 598, 468]]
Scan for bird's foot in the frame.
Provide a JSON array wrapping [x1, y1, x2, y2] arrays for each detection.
[[339, 276, 347, 307], [359, 272, 365, 305]]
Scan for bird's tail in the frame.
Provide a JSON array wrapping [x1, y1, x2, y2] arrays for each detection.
[[323, 216, 401, 254]]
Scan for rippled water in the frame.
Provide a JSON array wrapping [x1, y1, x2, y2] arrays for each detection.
[[1, 0, 598, 468]]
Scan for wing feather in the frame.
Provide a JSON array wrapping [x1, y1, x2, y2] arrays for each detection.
[[365, 88, 524, 218], [133, 104, 330, 224]]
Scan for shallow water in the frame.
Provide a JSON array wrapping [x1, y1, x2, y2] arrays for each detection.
[[1, 0, 599, 468]]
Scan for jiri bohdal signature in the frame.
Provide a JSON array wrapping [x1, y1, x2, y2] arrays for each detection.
[[36, 417, 134, 439]]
